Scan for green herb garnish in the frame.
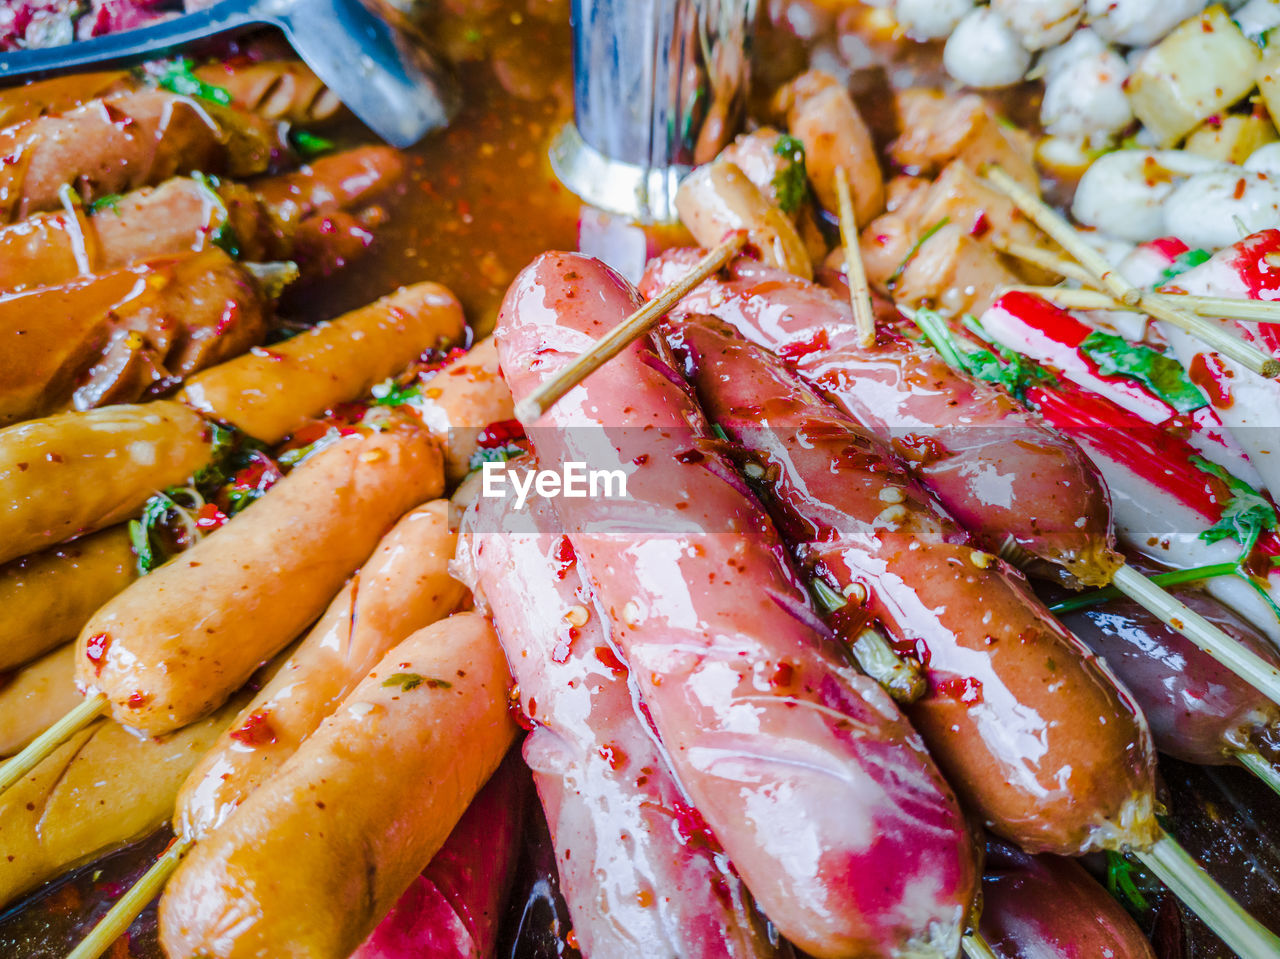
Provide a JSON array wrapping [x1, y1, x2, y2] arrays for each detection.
[[156, 59, 232, 106], [910, 307, 1054, 403], [382, 673, 451, 691], [1079, 330, 1206, 413], [191, 171, 241, 259], [370, 378, 423, 407], [1156, 248, 1211, 285], [771, 134, 809, 214], [811, 577, 847, 614], [887, 218, 949, 290], [128, 488, 205, 574], [1105, 851, 1151, 912], [1192, 457, 1278, 554], [290, 129, 336, 160], [467, 444, 526, 473], [89, 194, 123, 215]]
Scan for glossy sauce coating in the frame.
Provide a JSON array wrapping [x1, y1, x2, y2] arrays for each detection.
[[462, 484, 780, 959], [0, 644, 81, 756], [176, 499, 466, 840], [0, 91, 278, 223], [159, 613, 517, 959], [642, 250, 1120, 588], [1061, 589, 1280, 766], [0, 249, 268, 425], [0, 400, 214, 564], [979, 840, 1156, 959], [178, 282, 466, 444], [673, 316, 1156, 854], [74, 426, 444, 733], [414, 336, 516, 484], [497, 251, 978, 959], [0, 524, 135, 669]]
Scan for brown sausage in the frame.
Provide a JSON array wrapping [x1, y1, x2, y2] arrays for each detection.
[[0, 91, 278, 223], [0, 644, 80, 756], [75, 424, 444, 733], [159, 613, 517, 959], [0, 525, 136, 670], [414, 336, 515, 483], [0, 177, 286, 295], [178, 282, 467, 443], [195, 60, 344, 126], [0, 249, 270, 425], [175, 499, 466, 840], [0, 71, 132, 127], [0, 695, 243, 907], [0, 401, 215, 564], [254, 146, 406, 227]]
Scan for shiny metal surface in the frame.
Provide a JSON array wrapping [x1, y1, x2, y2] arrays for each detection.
[[0, 0, 458, 149], [552, 0, 757, 222]]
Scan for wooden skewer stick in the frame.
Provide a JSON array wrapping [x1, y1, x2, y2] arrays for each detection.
[[66, 836, 196, 959], [0, 692, 107, 796], [1234, 747, 1280, 800], [983, 167, 1280, 379], [1111, 564, 1280, 707], [1133, 829, 1280, 959], [833, 166, 877, 349], [1005, 285, 1280, 325], [513, 232, 748, 424], [993, 239, 1097, 286], [962, 931, 1001, 959]]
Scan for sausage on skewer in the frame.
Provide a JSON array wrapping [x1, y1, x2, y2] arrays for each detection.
[[76, 423, 443, 733], [670, 314, 1158, 854], [160, 612, 517, 959], [459, 478, 783, 958], [497, 251, 979, 959]]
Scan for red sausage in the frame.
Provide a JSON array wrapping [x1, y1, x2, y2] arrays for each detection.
[[641, 251, 1119, 588], [670, 314, 1157, 855], [496, 251, 979, 959], [460, 477, 781, 959]]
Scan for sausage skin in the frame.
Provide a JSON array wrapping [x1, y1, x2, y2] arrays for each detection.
[[178, 282, 466, 443], [0, 401, 215, 564], [672, 315, 1157, 854], [460, 481, 781, 959], [641, 250, 1120, 588], [414, 336, 516, 484], [195, 60, 344, 126], [175, 499, 466, 840], [0, 525, 136, 670], [75, 425, 443, 733], [497, 252, 978, 959], [159, 612, 517, 959], [0, 644, 81, 756]]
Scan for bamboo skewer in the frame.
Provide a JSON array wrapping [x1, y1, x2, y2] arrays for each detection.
[[0, 692, 107, 796], [1235, 747, 1280, 800], [962, 931, 1001, 959], [982, 166, 1280, 379], [834, 166, 876, 348], [993, 239, 1096, 286], [1004, 285, 1280, 325], [513, 232, 747, 424], [66, 836, 195, 959]]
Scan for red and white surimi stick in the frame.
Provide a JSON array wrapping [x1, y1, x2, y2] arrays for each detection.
[[1125, 231, 1280, 496], [981, 291, 1259, 485]]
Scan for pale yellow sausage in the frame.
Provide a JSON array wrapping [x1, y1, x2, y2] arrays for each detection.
[[178, 282, 467, 444], [0, 644, 80, 757], [0, 401, 214, 565], [676, 160, 814, 279], [160, 612, 516, 959], [413, 337, 515, 484], [0, 525, 136, 670], [176, 499, 466, 840], [0, 696, 241, 907], [75, 426, 444, 734]]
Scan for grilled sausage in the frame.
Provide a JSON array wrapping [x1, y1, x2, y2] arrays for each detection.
[[176, 499, 465, 840], [178, 282, 466, 443], [671, 314, 1158, 854], [0, 71, 132, 127], [253, 146, 406, 227], [75, 425, 443, 733], [0, 91, 278, 223], [0, 249, 270, 425], [414, 336, 516, 484], [159, 612, 517, 959], [497, 251, 979, 959], [0, 644, 80, 756], [0, 401, 215, 564], [0, 525, 136, 670], [460, 480, 782, 959], [195, 59, 344, 126], [642, 250, 1120, 588]]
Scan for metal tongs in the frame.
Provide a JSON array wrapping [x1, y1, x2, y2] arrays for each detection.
[[0, 0, 458, 147]]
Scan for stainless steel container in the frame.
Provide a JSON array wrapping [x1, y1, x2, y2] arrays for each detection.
[[552, 0, 758, 222]]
